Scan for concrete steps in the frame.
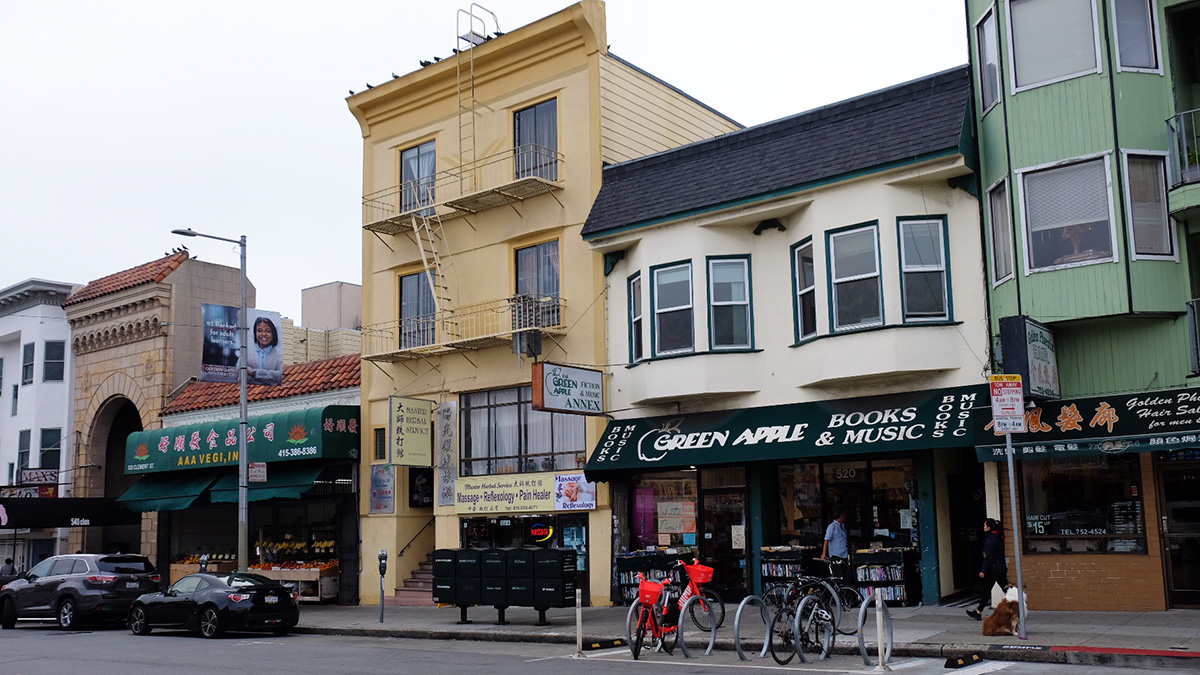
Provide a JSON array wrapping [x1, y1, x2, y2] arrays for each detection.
[[386, 557, 436, 607]]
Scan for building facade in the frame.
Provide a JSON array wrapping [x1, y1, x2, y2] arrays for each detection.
[[348, 0, 740, 605], [966, 0, 1200, 609], [583, 67, 990, 605]]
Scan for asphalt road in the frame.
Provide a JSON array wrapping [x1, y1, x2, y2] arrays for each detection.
[[0, 620, 1183, 675]]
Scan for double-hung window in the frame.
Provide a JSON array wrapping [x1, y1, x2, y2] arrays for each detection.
[[1114, 0, 1159, 72], [9, 385, 16, 417], [829, 225, 882, 331], [1009, 0, 1100, 91], [989, 180, 1014, 283], [43, 341, 64, 382], [899, 218, 949, 321], [708, 258, 751, 350], [400, 140, 436, 215], [514, 99, 558, 180], [1021, 156, 1114, 271], [399, 270, 437, 348], [17, 430, 30, 472], [1125, 154, 1172, 258], [515, 241, 560, 328], [39, 428, 61, 470], [629, 274, 643, 362], [975, 8, 1001, 111], [460, 386, 584, 476], [793, 241, 817, 340], [20, 343, 33, 385], [652, 263, 693, 356]]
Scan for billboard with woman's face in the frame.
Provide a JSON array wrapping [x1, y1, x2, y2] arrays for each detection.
[[201, 305, 284, 385]]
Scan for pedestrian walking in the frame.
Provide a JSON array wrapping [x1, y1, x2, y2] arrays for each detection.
[[820, 507, 849, 562], [0, 558, 14, 575], [967, 518, 1010, 621]]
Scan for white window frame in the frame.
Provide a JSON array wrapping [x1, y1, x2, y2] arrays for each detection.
[[1122, 150, 1176, 261], [1006, 0, 1104, 94], [989, 176, 1016, 286], [1016, 151, 1119, 275], [629, 273, 643, 362], [707, 257, 751, 351], [652, 262, 694, 357], [974, 5, 1002, 115], [794, 241, 818, 341], [898, 218, 950, 322], [1112, 0, 1162, 75], [829, 224, 883, 332], [399, 139, 436, 215]]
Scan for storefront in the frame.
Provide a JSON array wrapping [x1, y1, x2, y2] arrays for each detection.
[[586, 384, 988, 605], [974, 385, 1200, 610], [120, 405, 361, 604]]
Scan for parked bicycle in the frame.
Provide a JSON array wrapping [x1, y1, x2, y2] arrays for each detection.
[[762, 557, 861, 636], [628, 571, 679, 659], [768, 586, 835, 664], [673, 558, 725, 632]]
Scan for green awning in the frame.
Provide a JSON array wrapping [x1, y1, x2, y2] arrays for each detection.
[[209, 463, 325, 503], [116, 470, 221, 512], [123, 405, 359, 475]]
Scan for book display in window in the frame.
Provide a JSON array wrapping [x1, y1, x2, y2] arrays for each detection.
[[758, 546, 819, 591]]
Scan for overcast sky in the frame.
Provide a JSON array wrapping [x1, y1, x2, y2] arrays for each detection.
[[0, 1, 967, 323]]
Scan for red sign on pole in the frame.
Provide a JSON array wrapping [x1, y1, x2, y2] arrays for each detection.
[[990, 374, 1027, 434]]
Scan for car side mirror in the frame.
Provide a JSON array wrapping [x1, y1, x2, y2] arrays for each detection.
[[165, 589, 176, 597]]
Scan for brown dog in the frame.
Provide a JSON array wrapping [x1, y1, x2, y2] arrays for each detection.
[[982, 586, 1023, 636]]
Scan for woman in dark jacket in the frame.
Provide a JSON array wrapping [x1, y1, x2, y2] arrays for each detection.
[[967, 518, 1010, 620]]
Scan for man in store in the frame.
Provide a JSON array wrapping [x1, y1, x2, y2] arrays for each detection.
[[820, 508, 849, 562]]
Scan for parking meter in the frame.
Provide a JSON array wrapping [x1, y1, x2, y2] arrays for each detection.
[[378, 550, 388, 623], [199, 554, 209, 573]]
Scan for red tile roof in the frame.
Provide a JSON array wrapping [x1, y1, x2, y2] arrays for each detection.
[[161, 354, 361, 415], [64, 251, 190, 306]]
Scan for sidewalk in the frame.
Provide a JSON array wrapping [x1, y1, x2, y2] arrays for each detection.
[[294, 601, 1200, 670]]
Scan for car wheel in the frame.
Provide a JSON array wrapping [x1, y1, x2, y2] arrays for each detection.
[[129, 606, 152, 636], [271, 626, 289, 636], [199, 606, 224, 639], [1, 598, 15, 630], [57, 598, 77, 630]]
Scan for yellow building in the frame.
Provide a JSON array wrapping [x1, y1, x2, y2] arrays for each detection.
[[347, 0, 738, 606]]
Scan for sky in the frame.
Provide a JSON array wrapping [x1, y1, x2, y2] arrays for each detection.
[[0, 1, 968, 323]]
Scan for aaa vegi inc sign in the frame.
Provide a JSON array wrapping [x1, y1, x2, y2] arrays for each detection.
[[587, 385, 985, 473]]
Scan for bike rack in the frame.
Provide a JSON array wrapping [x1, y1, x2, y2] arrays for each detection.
[[676, 594, 717, 658], [856, 593, 894, 667], [732, 595, 771, 661], [791, 594, 835, 663]]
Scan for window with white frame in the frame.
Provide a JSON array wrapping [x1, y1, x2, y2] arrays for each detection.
[[1022, 157, 1113, 270], [400, 140, 436, 214], [43, 341, 64, 382], [399, 270, 437, 349], [515, 240, 561, 328], [829, 226, 882, 330], [1009, 0, 1099, 90], [794, 242, 817, 340], [1114, 0, 1158, 71], [460, 386, 585, 476], [39, 428, 61, 470], [653, 263, 693, 355], [976, 8, 1001, 110], [1126, 154, 1171, 257], [17, 430, 30, 471], [708, 258, 751, 350], [990, 181, 1015, 283], [899, 219, 949, 321], [514, 99, 558, 180], [20, 343, 33, 385], [629, 274, 643, 362]]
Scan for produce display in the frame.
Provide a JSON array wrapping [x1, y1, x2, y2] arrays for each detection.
[[250, 558, 339, 572], [255, 539, 337, 555], [175, 553, 235, 564]]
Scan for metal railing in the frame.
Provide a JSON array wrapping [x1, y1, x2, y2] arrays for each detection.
[[1167, 110, 1200, 187], [362, 144, 564, 228], [362, 293, 565, 360]]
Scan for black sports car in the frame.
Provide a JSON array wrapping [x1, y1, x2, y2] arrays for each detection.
[[129, 572, 299, 638]]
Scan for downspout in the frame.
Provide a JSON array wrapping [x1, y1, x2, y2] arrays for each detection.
[[1100, 0, 1136, 315]]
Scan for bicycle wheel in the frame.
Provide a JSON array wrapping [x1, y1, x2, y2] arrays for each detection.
[[689, 588, 726, 632], [762, 583, 787, 614], [625, 601, 643, 646], [805, 579, 842, 630], [632, 606, 650, 660], [838, 585, 863, 612], [796, 595, 834, 660], [654, 625, 678, 655], [768, 608, 796, 665]]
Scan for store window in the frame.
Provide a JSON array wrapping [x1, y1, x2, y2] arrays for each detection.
[[1021, 454, 1146, 553], [778, 459, 916, 549], [460, 385, 585, 476], [630, 470, 698, 550]]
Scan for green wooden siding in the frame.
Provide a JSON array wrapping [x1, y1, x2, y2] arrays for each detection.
[[1054, 316, 1192, 396]]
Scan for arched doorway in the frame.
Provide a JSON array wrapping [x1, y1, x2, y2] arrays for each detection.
[[78, 396, 144, 554]]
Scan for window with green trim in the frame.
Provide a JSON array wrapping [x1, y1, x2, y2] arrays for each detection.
[[653, 263, 693, 356], [899, 219, 948, 321], [629, 274, 643, 362], [793, 242, 817, 340], [708, 258, 750, 350], [829, 226, 881, 331]]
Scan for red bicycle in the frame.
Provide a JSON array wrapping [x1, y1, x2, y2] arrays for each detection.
[[674, 558, 725, 631], [629, 572, 678, 659]]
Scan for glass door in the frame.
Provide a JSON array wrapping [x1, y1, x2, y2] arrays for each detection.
[[1160, 462, 1200, 607], [700, 467, 747, 600]]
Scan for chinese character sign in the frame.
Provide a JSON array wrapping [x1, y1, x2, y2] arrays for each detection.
[[388, 396, 434, 467], [436, 401, 457, 507]]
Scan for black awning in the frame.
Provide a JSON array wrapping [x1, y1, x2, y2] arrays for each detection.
[[0, 498, 141, 529]]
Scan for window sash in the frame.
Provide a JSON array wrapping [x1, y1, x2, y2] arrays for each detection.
[[653, 264, 693, 355], [1126, 155, 1171, 257], [830, 228, 881, 330], [1023, 157, 1114, 270], [629, 275, 643, 362], [400, 140, 436, 214], [795, 244, 817, 340], [900, 220, 948, 320], [977, 10, 1001, 109], [39, 428, 61, 470], [1114, 0, 1157, 70], [43, 341, 65, 382], [459, 386, 584, 476], [21, 343, 34, 385], [1010, 0, 1099, 89], [989, 182, 1014, 282], [400, 271, 437, 348], [515, 241, 561, 328], [17, 430, 30, 471], [514, 99, 558, 180], [709, 259, 750, 350]]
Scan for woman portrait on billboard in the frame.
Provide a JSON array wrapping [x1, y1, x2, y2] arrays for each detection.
[[246, 315, 284, 385]]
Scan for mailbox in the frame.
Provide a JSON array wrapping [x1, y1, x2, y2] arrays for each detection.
[[508, 577, 535, 607], [433, 577, 456, 605], [480, 577, 507, 606], [455, 576, 481, 606], [455, 548, 482, 578], [507, 547, 535, 578], [433, 549, 457, 578], [533, 548, 577, 579], [534, 577, 576, 608], [481, 548, 511, 578]]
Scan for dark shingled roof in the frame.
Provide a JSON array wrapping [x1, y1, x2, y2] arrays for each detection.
[[583, 66, 971, 238]]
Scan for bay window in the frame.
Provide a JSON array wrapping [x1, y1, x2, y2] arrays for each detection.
[[829, 225, 882, 331], [899, 218, 949, 321], [652, 262, 693, 356], [707, 257, 751, 350], [1021, 157, 1114, 271], [1009, 0, 1100, 90]]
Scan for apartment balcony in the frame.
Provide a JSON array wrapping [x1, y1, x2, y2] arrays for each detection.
[[362, 145, 564, 235], [362, 294, 566, 362], [1167, 110, 1200, 218]]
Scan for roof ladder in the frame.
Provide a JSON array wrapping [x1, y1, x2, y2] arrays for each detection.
[[455, 4, 499, 198]]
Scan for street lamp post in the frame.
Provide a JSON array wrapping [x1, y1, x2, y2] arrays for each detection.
[[171, 228, 250, 572]]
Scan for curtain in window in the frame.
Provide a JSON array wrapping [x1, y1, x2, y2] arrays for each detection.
[[400, 271, 436, 348], [1010, 0, 1097, 88], [977, 11, 1000, 108], [1128, 156, 1169, 255], [515, 100, 557, 179], [1025, 159, 1109, 232], [418, 145, 436, 206], [492, 389, 520, 473], [516, 241, 559, 327], [990, 183, 1013, 281], [401, 141, 435, 213], [1115, 0, 1156, 69], [553, 414, 585, 469]]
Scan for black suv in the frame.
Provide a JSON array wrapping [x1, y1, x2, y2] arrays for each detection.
[[0, 554, 161, 629]]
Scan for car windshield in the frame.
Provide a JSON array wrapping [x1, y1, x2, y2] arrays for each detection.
[[97, 556, 155, 573], [222, 573, 276, 588]]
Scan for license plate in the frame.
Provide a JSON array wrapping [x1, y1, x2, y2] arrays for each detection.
[[126, 582, 139, 589], [265, 595, 278, 604]]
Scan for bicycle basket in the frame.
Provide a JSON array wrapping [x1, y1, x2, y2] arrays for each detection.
[[639, 578, 664, 605], [684, 562, 714, 584]]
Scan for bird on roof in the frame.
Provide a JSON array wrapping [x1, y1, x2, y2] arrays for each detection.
[[420, 59, 433, 67], [392, 72, 399, 79], [349, 89, 355, 95], [365, 82, 374, 89], [432, 56, 442, 62], [493, 30, 504, 37]]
